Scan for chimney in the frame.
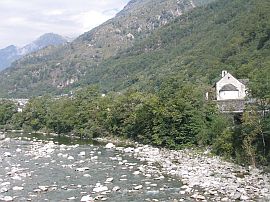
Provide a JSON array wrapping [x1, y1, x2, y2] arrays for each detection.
[[222, 70, 228, 78]]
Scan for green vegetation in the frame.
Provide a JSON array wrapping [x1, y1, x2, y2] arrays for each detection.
[[0, 100, 17, 129], [1, 0, 269, 98], [0, 0, 269, 167], [2, 81, 269, 167]]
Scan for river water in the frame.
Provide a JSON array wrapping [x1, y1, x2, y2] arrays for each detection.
[[0, 133, 189, 202]]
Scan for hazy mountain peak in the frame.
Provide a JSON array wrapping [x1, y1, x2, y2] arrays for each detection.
[[0, 33, 67, 71], [18, 33, 67, 55]]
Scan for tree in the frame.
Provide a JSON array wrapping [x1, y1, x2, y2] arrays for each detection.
[[241, 107, 262, 167], [0, 100, 17, 127]]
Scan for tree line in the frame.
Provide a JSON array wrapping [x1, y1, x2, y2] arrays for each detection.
[[0, 78, 269, 167]]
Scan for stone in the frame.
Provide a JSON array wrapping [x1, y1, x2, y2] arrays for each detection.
[[33, 188, 42, 193], [133, 171, 140, 175], [124, 147, 134, 153], [78, 151, 86, 156], [80, 195, 93, 202], [68, 156, 74, 160], [154, 175, 165, 180], [181, 185, 189, 189], [75, 167, 89, 172], [105, 143, 115, 149], [93, 185, 108, 193], [232, 192, 241, 200], [105, 177, 113, 183], [180, 191, 185, 195], [67, 196, 76, 200], [112, 186, 120, 192], [145, 174, 151, 178], [209, 190, 218, 195], [240, 195, 249, 200], [196, 195, 206, 200], [134, 185, 143, 190], [38, 186, 48, 191], [12, 186, 24, 191], [0, 187, 8, 193], [0, 133, 6, 140], [2, 196, 13, 201], [1, 182, 10, 186], [4, 152, 11, 157]]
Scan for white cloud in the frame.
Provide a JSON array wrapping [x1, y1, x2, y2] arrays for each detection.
[[0, 0, 129, 48]]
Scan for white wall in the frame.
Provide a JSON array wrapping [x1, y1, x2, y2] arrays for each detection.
[[219, 91, 239, 100], [216, 72, 246, 100]]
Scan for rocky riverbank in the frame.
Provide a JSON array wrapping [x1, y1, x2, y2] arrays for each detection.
[[1, 132, 270, 201], [107, 142, 270, 201]]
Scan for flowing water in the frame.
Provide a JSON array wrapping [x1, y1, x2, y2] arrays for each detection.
[[0, 133, 187, 202]]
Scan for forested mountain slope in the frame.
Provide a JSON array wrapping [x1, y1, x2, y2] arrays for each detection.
[[0, 0, 213, 98], [83, 0, 270, 93]]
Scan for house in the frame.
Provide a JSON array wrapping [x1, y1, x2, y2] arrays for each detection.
[[211, 70, 249, 113], [216, 70, 248, 101]]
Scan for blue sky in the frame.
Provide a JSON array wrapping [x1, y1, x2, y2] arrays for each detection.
[[0, 0, 129, 48]]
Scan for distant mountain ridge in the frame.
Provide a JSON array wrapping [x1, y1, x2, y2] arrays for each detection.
[[0, 33, 67, 71]]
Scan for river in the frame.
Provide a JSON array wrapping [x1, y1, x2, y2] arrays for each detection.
[[0, 133, 189, 202], [1, 133, 270, 202]]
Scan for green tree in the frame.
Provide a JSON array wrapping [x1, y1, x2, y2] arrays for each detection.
[[241, 107, 262, 167], [0, 100, 17, 127]]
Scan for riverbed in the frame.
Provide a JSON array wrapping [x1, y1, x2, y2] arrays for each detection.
[[0, 133, 269, 201], [0, 133, 198, 201]]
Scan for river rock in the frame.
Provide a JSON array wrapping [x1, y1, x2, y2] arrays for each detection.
[[124, 147, 134, 153], [105, 177, 113, 183], [38, 186, 48, 191], [67, 196, 76, 200], [0, 187, 8, 193], [78, 151, 86, 156], [4, 152, 11, 157], [1, 196, 13, 201], [232, 192, 241, 200], [12, 186, 24, 191], [134, 185, 143, 190], [68, 156, 74, 160], [81, 195, 93, 202], [75, 167, 89, 172], [112, 186, 120, 192], [105, 143, 115, 149], [240, 195, 249, 200], [133, 171, 140, 175], [180, 190, 186, 195], [33, 188, 41, 193], [93, 185, 108, 193]]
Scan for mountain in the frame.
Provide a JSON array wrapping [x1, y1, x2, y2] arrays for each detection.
[[0, 0, 214, 98], [0, 45, 20, 71], [18, 33, 67, 55], [0, 33, 67, 71], [0, 0, 269, 98]]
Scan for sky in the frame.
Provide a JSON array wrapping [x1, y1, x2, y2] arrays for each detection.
[[0, 0, 130, 49]]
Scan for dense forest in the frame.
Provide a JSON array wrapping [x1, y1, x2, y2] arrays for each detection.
[[0, 0, 269, 167]]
